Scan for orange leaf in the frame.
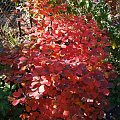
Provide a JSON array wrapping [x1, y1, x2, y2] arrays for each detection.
[[26, 106, 31, 112]]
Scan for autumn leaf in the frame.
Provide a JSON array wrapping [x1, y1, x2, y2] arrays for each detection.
[[12, 99, 20, 106], [13, 92, 21, 98]]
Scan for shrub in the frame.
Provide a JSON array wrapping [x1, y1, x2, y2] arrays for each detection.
[[0, 0, 116, 119]]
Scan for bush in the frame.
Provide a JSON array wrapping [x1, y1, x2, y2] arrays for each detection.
[[0, 0, 117, 119], [0, 1, 114, 120]]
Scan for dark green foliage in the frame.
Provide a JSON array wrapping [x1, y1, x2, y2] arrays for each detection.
[[108, 22, 120, 74], [109, 76, 120, 106], [0, 81, 24, 120], [0, 88, 11, 119], [0, 70, 24, 119]]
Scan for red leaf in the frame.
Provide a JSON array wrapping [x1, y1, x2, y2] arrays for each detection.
[[99, 111, 104, 119], [13, 92, 21, 98], [38, 85, 45, 93], [92, 92, 98, 99], [32, 104, 38, 111], [26, 106, 31, 112], [20, 97, 25, 103], [94, 80, 101, 87], [63, 110, 69, 117], [103, 89, 109, 96], [12, 99, 20, 106], [19, 57, 27, 63], [18, 88, 23, 93]]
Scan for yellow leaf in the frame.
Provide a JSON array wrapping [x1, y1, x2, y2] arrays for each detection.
[[112, 42, 117, 49]]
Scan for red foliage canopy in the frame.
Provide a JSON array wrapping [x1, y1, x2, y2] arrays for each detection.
[[0, 0, 116, 120]]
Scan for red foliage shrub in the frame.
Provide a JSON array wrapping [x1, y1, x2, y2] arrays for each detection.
[[0, 0, 116, 120]]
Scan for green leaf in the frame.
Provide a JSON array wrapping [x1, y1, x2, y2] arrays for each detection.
[[87, 1, 93, 12], [80, 0, 86, 8]]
